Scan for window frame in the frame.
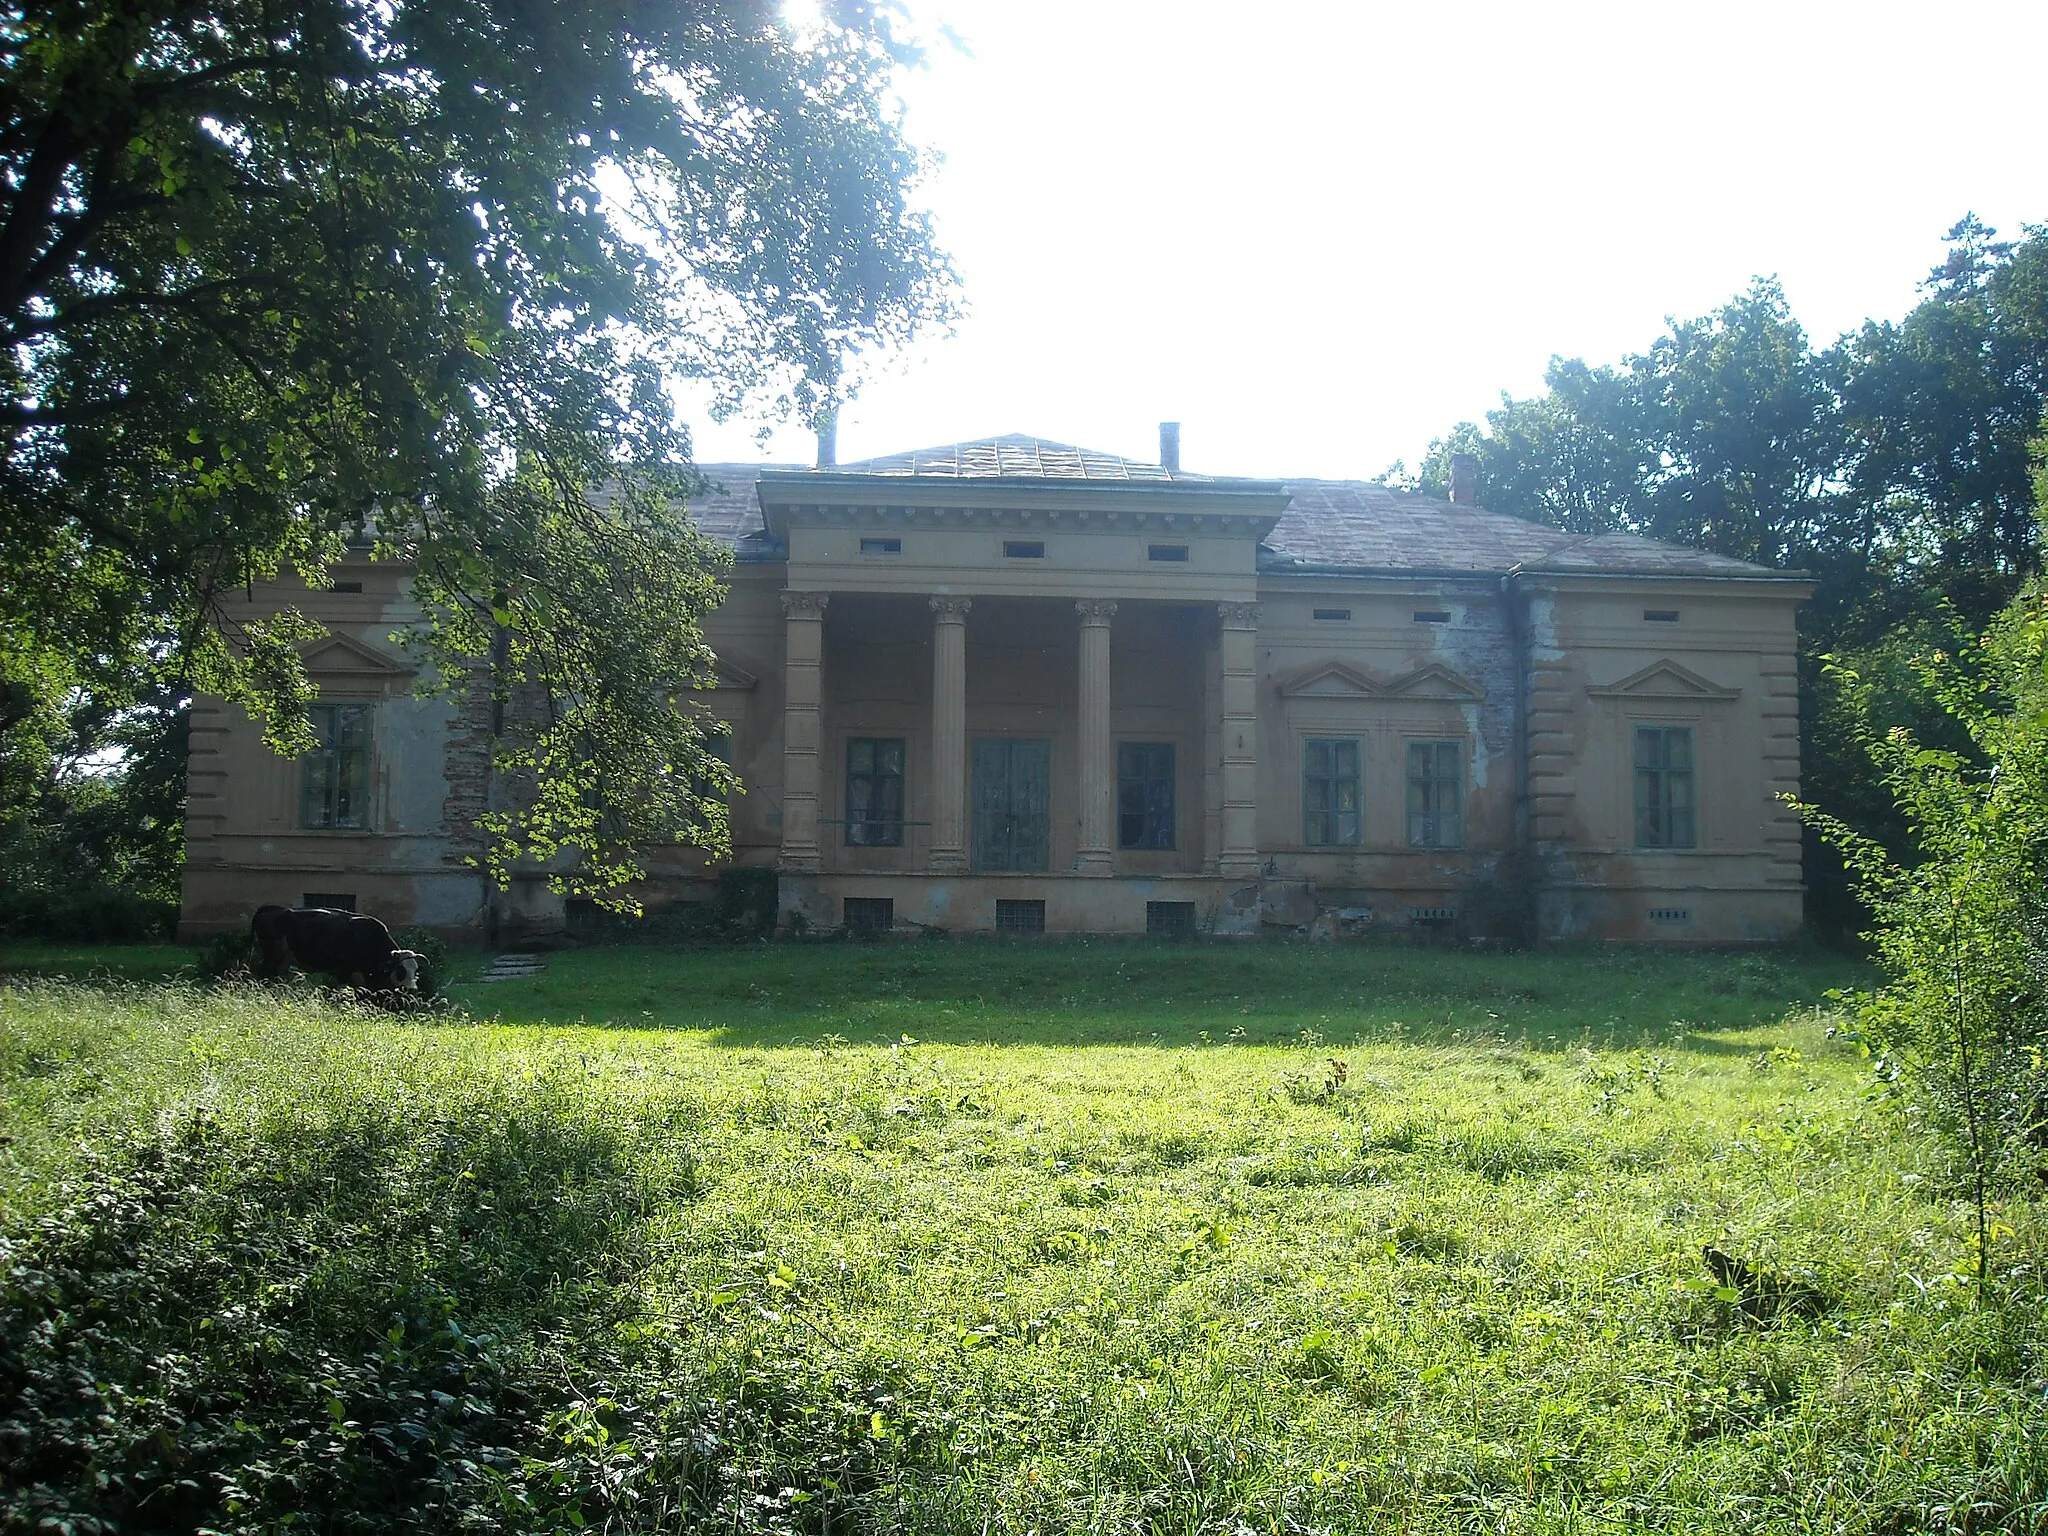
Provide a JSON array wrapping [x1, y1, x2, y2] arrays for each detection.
[[844, 736, 907, 847], [1116, 741, 1176, 850], [1633, 724, 1697, 849], [299, 702, 373, 830], [1301, 736, 1362, 847], [1404, 739, 1464, 848]]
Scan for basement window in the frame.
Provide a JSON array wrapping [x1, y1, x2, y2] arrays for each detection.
[[843, 897, 895, 933], [995, 899, 1046, 936], [1148, 544, 1189, 562], [1312, 608, 1351, 622], [1644, 609, 1680, 623], [303, 892, 356, 912], [1003, 540, 1045, 559], [1146, 901, 1196, 939], [859, 536, 901, 556], [1413, 610, 1451, 624], [328, 581, 364, 593]]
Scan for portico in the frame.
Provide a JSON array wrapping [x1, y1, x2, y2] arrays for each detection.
[[754, 452, 1287, 933]]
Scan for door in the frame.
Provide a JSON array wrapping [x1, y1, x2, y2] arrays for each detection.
[[972, 737, 1051, 871]]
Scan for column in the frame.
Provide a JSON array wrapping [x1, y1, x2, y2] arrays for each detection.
[[1075, 599, 1118, 875], [777, 590, 829, 872], [929, 596, 971, 872], [1217, 601, 1261, 878]]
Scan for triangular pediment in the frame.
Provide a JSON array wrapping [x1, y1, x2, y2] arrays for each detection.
[[710, 657, 757, 691], [299, 631, 412, 676], [1384, 662, 1485, 702], [1587, 659, 1740, 700], [1277, 661, 1381, 699]]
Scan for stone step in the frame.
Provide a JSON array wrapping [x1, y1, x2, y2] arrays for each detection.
[[475, 953, 548, 983]]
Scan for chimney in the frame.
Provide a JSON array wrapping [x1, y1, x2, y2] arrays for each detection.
[[1158, 420, 1181, 475], [814, 412, 837, 468], [1448, 452, 1478, 506]]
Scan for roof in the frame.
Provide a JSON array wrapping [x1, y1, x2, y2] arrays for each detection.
[[832, 433, 1208, 482], [683, 437, 1799, 581], [1266, 480, 1788, 579]]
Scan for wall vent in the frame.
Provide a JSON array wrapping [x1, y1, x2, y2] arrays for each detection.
[[1648, 907, 1692, 923], [1644, 609, 1680, 622], [1413, 610, 1451, 624], [843, 896, 895, 933], [328, 581, 364, 593], [1408, 907, 1457, 924], [1148, 544, 1189, 562], [1312, 607, 1351, 622], [995, 899, 1046, 935], [1003, 540, 1045, 559], [859, 536, 901, 555], [303, 893, 357, 912]]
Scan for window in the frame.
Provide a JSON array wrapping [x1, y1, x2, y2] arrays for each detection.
[[1405, 740, 1464, 847], [1117, 742, 1175, 849], [1002, 540, 1044, 559], [844, 737, 906, 846], [301, 703, 371, 828], [1302, 738, 1361, 846], [1146, 901, 1196, 938], [1634, 726, 1696, 848], [860, 536, 901, 555], [1644, 609, 1680, 623], [995, 899, 1045, 935], [843, 897, 895, 933], [1312, 607, 1351, 622], [1148, 544, 1189, 562], [1413, 610, 1451, 624]]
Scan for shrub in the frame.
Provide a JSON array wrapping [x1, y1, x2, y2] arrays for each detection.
[[1808, 577, 2048, 1295]]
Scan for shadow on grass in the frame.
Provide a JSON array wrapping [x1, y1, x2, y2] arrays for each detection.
[[448, 938, 1873, 1053], [0, 1086, 691, 1531]]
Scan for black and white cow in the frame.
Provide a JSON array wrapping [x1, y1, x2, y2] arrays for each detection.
[[251, 905, 424, 993]]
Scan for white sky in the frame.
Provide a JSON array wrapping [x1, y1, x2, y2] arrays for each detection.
[[684, 0, 2048, 481]]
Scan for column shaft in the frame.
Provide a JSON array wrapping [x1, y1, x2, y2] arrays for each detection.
[[929, 597, 971, 872], [1217, 601, 1261, 878], [778, 591, 829, 872], [1076, 599, 1118, 875]]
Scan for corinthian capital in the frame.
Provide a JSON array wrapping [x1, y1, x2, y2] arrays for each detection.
[[1074, 599, 1119, 626], [779, 590, 831, 619], [1217, 601, 1261, 631], [928, 595, 974, 621]]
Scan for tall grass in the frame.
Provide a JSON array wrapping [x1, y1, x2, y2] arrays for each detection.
[[2, 947, 2043, 1534]]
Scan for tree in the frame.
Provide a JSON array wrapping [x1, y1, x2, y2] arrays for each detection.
[[0, 0, 955, 899]]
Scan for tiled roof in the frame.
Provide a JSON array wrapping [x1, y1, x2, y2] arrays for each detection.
[[832, 433, 1208, 482], [1265, 480, 1782, 578], [682, 447, 1794, 580]]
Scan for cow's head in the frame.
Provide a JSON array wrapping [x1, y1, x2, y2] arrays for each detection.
[[386, 950, 425, 992]]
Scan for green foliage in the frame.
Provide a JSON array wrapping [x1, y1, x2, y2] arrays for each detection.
[[2, 952, 2044, 1533], [1807, 580, 2048, 1240], [0, 0, 955, 901]]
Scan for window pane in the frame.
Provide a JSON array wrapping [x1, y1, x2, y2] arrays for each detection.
[[846, 736, 906, 847], [1117, 741, 1174, 849]]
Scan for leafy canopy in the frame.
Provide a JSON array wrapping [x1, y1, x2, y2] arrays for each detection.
[[0, 0, 955, 897]]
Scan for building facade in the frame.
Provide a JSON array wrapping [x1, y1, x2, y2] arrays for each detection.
[[179, 432, 1812, 944]]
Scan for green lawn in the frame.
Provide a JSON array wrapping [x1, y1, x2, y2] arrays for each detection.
[[2, 940, 2043, 1534]]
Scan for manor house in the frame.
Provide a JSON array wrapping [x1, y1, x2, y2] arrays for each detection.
[[179, 428, 1811, 944]]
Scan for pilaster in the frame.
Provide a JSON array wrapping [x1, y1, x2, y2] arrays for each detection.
[[1217, 601, 1261, 877], [778, 590, 829, 872]]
